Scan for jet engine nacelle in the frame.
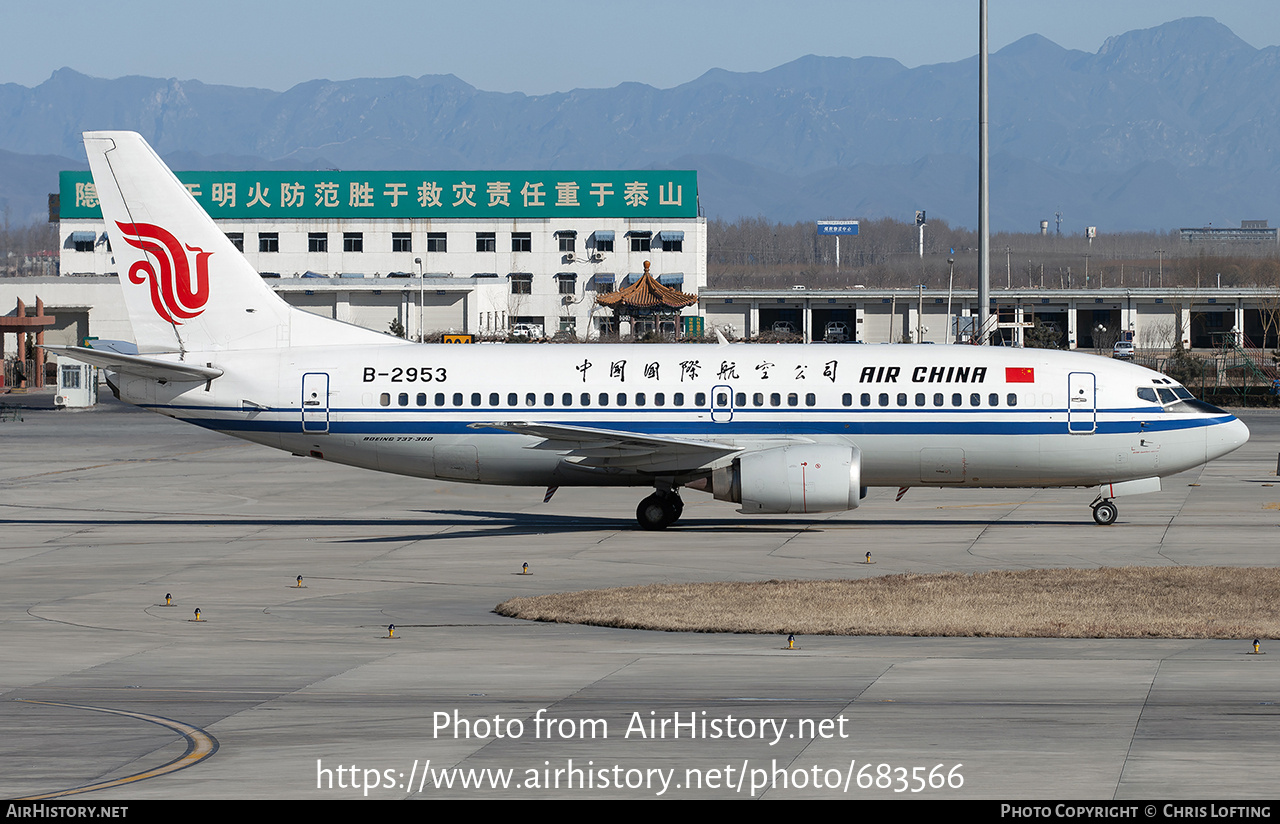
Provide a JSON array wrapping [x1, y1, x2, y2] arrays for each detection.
[[712, 445, 862, 514]]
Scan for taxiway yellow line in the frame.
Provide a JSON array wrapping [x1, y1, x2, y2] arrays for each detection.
[[15, 700, 219, 799]]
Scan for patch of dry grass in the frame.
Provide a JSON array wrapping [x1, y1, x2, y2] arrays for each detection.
[[495, 567, 1280, 638]]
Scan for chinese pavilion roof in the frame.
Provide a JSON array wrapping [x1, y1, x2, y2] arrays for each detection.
[[595, 272, 697, 310]]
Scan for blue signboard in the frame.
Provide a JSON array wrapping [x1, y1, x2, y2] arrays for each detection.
[[817, 221, 859, 236]]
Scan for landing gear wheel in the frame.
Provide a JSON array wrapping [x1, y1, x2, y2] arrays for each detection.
[[1092, 500, 1118, 526], [637, 492, 682, 530]]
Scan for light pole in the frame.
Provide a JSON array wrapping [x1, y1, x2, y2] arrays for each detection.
[[945, 258, 954, 344], [917, 284, 925, 343], [1155, 249, 1165, 287], [414, 257, 424, 342]]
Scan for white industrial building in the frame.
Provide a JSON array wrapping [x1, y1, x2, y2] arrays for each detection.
[[56, 168, 705, 340]]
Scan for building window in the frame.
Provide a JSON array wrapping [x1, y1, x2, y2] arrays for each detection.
[[559, 316, 576, 333], [510, 273, 532, 295], [392, 232, 412, 253], [343, 232, 363, 252], [557, 231, 576, 253], [630, 231, 651, 252], [427, 232, 447, 253], [225, 232, 244, 252], [557, 273, 576, 295], [73, 239, 94, 252], [476, 232, 496, 252], [660, 231, 684, 252], [308, 232, 328, 253], [512, 232, 531, 252], [259, 233, 278, 252], [593, 232, 614, 253]]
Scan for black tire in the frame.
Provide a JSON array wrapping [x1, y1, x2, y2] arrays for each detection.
[[1092, 501, 1118, 526], [637, 494, 672, 530]]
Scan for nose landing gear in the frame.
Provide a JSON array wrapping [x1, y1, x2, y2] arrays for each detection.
[[1091, 498, 1118, 526], [637, 490, 684, 530]]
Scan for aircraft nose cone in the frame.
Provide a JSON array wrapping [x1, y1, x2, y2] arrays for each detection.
[[1208, 416, 1249, 461]]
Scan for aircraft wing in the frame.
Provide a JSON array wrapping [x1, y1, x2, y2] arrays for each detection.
[[43, 345, 223, 382], [468, 421, 745, 470]]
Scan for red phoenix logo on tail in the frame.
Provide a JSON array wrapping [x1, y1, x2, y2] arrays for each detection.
[[117, 222, 212, 325]]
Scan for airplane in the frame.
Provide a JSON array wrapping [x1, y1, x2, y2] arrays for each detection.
[[49, 131, 1250, 530]]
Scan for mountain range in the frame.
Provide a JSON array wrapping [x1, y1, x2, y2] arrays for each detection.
[[2, 16, 1277, 233]]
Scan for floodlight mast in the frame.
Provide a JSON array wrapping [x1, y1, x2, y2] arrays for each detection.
[[977, 0, 990, 344]]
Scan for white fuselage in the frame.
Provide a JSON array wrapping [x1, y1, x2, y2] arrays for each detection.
[[123, 342, 1248, 492]]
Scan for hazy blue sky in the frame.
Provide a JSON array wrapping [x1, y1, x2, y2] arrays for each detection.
[[7, 1, 1279, 93]]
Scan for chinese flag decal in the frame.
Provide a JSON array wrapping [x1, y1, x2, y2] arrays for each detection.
[[1005, 367, 1035, 383]]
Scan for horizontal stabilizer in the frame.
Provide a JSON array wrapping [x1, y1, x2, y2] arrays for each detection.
[[43, 345, 223, 382]]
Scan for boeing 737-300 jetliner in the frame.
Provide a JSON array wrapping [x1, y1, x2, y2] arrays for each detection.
[[49, 132, 1249, 529]]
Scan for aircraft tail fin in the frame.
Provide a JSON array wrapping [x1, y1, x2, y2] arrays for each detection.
[[83, 131, 393, 354]]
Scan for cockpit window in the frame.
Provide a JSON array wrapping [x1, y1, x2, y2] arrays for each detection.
[[1144, 383, 1223, 415]]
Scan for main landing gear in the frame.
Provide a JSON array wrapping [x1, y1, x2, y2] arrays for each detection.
[[1090, 498, 1118, 526], [637, 490, 684, 530]]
